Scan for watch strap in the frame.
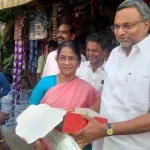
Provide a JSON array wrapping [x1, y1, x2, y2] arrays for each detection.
[[107, 123, 112, 129]]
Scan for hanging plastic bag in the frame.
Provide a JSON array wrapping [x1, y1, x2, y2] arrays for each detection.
[[1, 91, 16, 132], [43, 129, 81, 150]]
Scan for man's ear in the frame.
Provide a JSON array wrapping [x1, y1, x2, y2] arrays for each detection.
[[71, 34, 76, 40], [55, 57, 58, 62], [78, 61, 81, 67], [144, 20, 150, 33]]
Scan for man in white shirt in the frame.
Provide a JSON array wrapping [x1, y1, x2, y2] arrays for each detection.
[[76, 33, 110, 91], [36, 40, 58, 81], [42, 24, 86, 77], [73, 0, 150, 150]]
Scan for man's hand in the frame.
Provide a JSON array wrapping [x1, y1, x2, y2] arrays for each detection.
[[0, 142, 11, 150], [72, 115, 107, 149], [0, 112, 10, 125], [33, 141, 46, 150]]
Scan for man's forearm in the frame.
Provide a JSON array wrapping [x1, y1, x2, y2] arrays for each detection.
[[0, 129, 4, 139], [112, 114, 150, 135], [0, 88, 10, 98]]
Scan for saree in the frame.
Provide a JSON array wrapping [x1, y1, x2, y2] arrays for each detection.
[[40, 77, 100, 150], [41, 77, 100, 109]]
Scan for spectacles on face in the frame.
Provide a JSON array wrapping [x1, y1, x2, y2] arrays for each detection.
[[111, 21, 143, 31], [57, 56, 78, 63]]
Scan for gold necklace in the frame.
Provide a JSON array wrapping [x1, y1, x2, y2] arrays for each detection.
[[58, 74, 64, 83], [58, 74, 77, 84]]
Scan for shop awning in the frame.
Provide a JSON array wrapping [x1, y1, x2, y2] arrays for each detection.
[[0, 0, 34, 10]]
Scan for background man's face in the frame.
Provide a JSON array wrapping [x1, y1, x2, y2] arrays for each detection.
[[86, 41, 104, 65], [57, 24, 75, 44]]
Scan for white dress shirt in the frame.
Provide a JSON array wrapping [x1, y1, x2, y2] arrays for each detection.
[[42, 50, 86, 77], [76, 61, 106, 91], [93, 35, 150, 150]]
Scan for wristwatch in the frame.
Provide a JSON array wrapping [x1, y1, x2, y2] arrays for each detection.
[[107, 123, 113, 136]]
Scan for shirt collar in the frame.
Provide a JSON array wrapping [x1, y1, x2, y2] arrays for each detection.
[[86, 61, 106, 69], [137, 34, 150, 54], [86, 61, 91, 67], [118, 34, 150, 54]]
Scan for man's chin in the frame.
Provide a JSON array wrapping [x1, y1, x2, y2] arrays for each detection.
[[120, 43, 132, 49], [58, 40, 64, 45], [89, 59, 96, 64]]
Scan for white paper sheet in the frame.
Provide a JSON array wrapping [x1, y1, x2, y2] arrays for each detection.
[[74, 108, 101, 117], [15, 104, 67, 144]]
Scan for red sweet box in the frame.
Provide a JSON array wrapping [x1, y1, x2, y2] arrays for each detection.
[[63, 112, 107, 134]]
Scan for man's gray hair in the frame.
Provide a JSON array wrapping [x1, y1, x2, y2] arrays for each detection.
[[117, 0, 150, 22]]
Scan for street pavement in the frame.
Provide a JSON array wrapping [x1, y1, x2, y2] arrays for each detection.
[[2, 129, 33, 150]]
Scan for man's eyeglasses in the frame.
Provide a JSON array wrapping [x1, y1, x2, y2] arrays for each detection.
[[57, 56, 78, 63], [111, 21, 143, 31]]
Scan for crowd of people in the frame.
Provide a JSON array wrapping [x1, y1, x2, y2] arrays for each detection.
[[0, 0, 150, 149]]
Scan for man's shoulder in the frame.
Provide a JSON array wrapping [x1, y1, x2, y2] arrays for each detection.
[[107, 46, 120, 61], [79, 61, 90, 68], [104, 46, 120, 69], [47, 50, 57, 58], [38, 54, 45, 61], [76, 61, 89, 76], [46, 50, 57, 63], [81, 54, 86, 62], [0, 72, 4, 78], [110, 46, 120, 55]]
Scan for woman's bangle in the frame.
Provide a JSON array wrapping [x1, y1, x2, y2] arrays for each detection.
[[0, 139, 5, 143], [34, 140, 40, 147]]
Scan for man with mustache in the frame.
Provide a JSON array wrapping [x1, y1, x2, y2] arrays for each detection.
[[72, 0, 150, 150], [76, 33, 114, 91], [42, 24, 86, 77]]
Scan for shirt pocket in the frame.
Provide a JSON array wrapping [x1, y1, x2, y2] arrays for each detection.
[[124, 74, 150, 114]]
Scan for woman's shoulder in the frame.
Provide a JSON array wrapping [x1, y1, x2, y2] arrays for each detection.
[[77, 78, 100, 99], [77, 78, 95, 90], [40, 75, 57, 83], [42, 74, 57, 79]]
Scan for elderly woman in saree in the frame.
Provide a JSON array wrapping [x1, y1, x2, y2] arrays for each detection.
[[30, 41, 101, 150]]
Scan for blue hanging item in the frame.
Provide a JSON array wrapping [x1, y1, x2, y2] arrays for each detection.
[[29, 40, 40, 73]]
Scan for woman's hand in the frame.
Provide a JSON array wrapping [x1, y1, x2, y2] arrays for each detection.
[[33, 141, 46, 150], [0, 112, 10, 125], [0, 141, 11, 150]]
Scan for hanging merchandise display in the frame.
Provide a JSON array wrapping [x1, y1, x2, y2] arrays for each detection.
[[12, 40, 24, 106], [51, 4, 58, 41], [29, 13, 48, 40], [12, 16, 25, 117], [28, 40, 40, 73], [11, 15, 30, 119]]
